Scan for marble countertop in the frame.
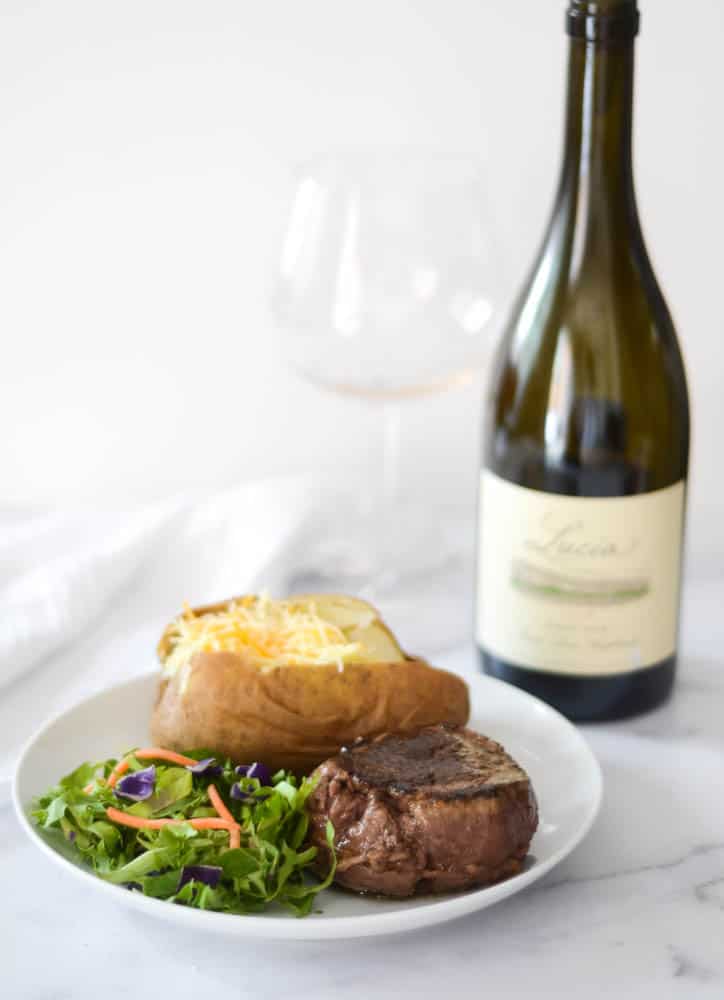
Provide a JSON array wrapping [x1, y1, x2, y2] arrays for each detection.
[[3, 575, 723, 999]]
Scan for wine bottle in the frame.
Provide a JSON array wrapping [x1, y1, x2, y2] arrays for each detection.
[[476, 0, 690, 721]]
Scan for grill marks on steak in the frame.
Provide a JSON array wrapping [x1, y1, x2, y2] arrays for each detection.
[[307, 725, 538, 897], [334, 726, 528, 798]]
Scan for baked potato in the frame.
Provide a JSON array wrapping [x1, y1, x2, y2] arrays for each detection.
[[150, 593, 470, 774]]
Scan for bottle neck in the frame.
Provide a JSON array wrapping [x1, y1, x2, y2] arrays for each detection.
[[559, 33, 637, 231]]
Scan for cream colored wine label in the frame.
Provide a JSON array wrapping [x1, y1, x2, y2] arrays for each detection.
[[477, 471, 686, 676]]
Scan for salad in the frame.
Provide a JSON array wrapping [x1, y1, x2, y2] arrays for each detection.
[[32, 747, 335, 917]]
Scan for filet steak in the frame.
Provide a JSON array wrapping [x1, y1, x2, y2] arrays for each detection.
[[307, 724, 538, 897]]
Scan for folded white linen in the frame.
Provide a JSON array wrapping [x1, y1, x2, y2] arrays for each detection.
[[0, 477, 318, 787]]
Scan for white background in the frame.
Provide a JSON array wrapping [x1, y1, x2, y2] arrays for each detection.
[[1, 0, 722, 572]]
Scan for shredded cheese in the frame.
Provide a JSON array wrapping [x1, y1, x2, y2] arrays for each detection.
[[161, 594, 366, 676]]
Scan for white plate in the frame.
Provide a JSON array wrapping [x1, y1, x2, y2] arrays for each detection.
[[13, 671, 601, 940]]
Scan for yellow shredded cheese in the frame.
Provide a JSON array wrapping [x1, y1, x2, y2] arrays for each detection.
[[161, 594, 365, 676]]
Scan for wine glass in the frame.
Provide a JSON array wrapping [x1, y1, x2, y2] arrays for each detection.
[[272, 151, 505, 631]]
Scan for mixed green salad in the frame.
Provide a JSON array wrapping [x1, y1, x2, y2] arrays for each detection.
[[31, 747, 335, 917]]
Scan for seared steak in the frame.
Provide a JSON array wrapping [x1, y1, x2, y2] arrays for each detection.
[[307, 724, 538, 897]]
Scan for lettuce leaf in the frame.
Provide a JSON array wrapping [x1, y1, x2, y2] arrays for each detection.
[[32, 751, 333, 917]]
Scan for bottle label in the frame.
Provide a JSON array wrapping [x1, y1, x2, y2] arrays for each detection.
[[477, 471, 686, 676]]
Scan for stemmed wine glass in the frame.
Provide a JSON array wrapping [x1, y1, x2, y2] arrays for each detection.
[[272, 151, 505, 628]]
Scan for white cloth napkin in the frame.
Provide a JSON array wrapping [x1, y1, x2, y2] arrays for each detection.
[[0, 477, 319, 787]]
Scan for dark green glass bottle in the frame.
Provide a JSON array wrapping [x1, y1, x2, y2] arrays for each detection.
[[476, 0, 689, 721]]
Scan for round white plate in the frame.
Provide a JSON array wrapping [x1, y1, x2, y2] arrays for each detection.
[[13, 671, 601, 940]]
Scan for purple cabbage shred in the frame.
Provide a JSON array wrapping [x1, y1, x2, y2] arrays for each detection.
[[230, 783, 253, 802], [234, 761, 272, 786], [114, 765, 156, 801], [178, 865, 222, 890], [230, 782, 269, 804], [186, 757, 223, 777]]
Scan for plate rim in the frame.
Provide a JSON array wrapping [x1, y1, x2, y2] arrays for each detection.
[[12, 670, 603, 940]]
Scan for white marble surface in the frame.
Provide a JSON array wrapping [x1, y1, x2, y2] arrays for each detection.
[[2, 575, 723, 999]]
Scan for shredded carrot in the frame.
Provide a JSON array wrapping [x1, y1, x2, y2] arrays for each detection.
[[187, 817, 238, 831], [135, 748, 199, 767], [107, 761, 129, 789], [207, 783, 240, 849], [106, 807, 177, 830], [103, 749, 242, 850], [106, 807, 237, 833], [88, 749, 199, 796], [207, 784, 234, 825], [106, 759, 130, 789]]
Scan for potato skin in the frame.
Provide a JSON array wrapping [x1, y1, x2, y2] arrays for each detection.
[[150, 653, 470, 775]]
